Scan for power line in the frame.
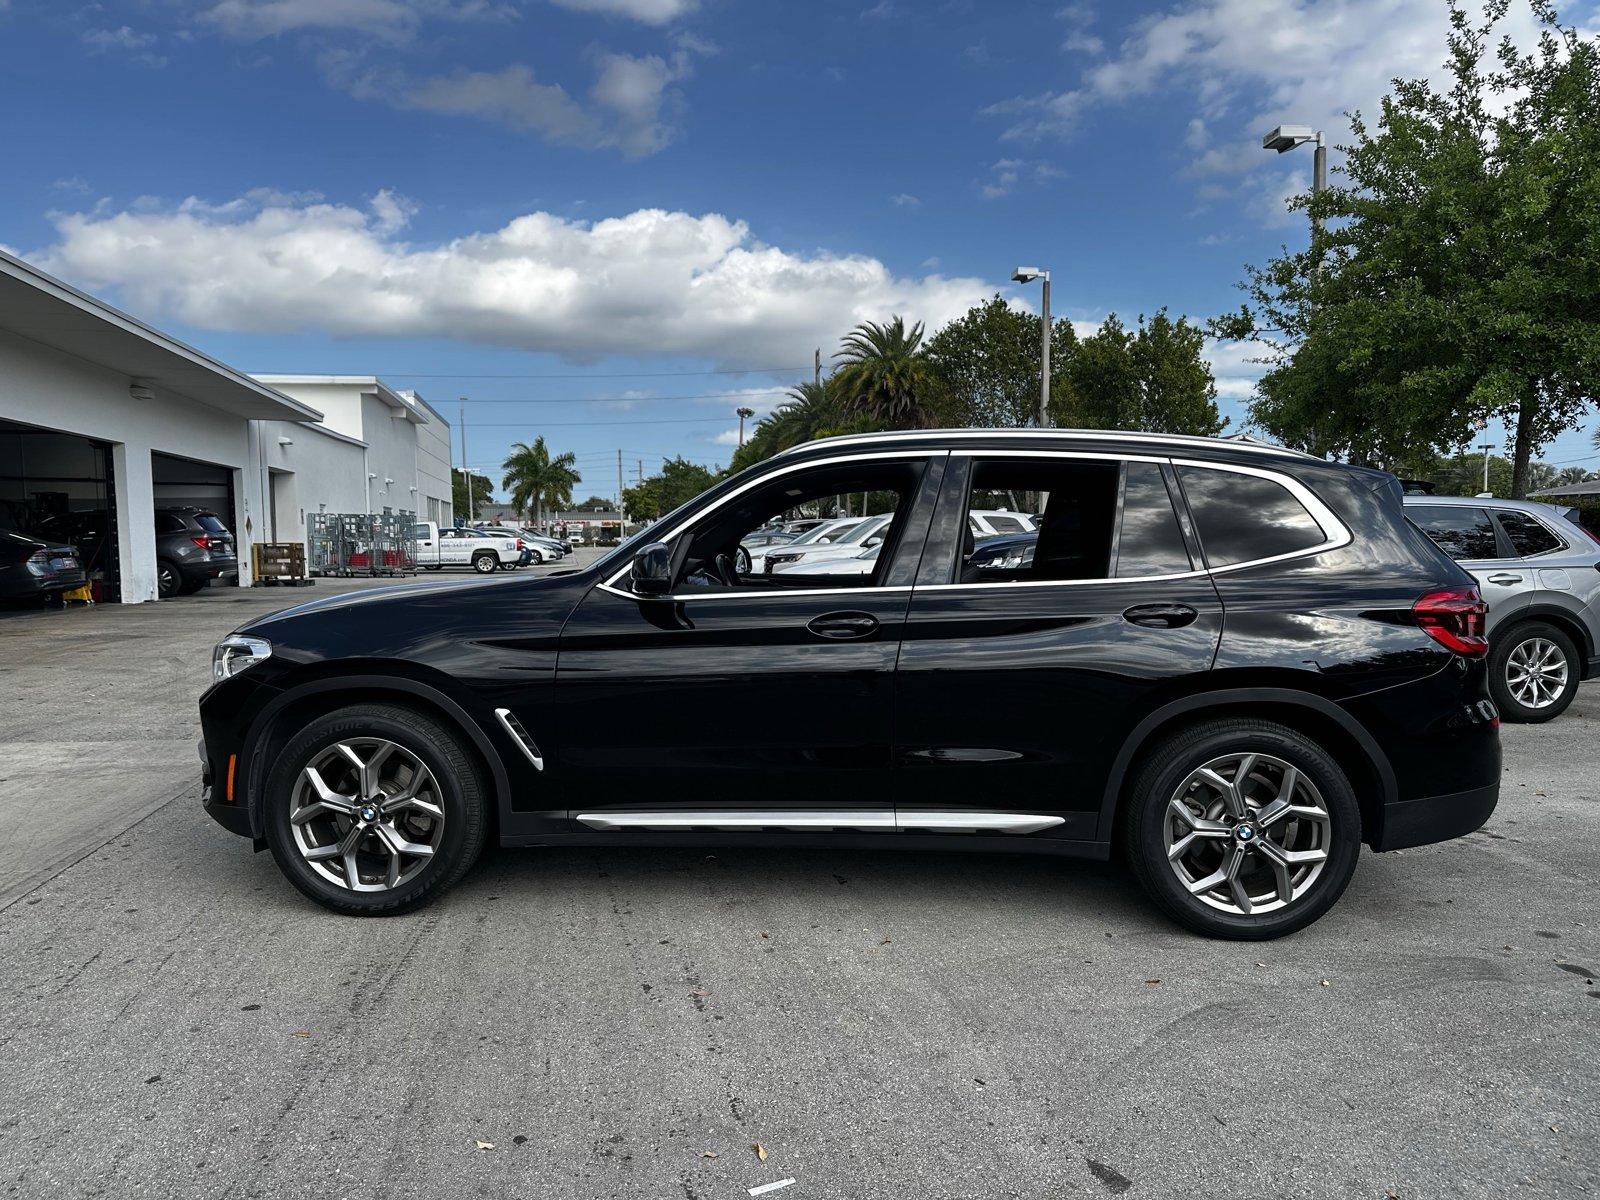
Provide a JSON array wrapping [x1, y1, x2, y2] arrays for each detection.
[[442, 389, 796, 405], [460, 415, 733, 428]]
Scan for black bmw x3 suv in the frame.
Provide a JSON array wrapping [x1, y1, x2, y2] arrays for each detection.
[[200, 429, 1500, 938]]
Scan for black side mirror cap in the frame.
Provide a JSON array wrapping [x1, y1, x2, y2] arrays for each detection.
[[630, 542, 673, 597]]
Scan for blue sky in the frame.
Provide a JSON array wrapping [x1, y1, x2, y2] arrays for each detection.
[[1, 0, 1596, 500]]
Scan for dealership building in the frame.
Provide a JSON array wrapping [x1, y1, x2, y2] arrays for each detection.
[[0, 249, 452, 603]]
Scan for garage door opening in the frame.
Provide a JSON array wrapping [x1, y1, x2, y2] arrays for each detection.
[[151, 451, 239, 595], [0, 416, 119, 601]]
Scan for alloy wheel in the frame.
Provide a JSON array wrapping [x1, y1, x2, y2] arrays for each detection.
[[157, 564, 177, 596], [1505, 637, 1568, 710], [1163, 751, 1331, 916], [289, 738, 445, 892]]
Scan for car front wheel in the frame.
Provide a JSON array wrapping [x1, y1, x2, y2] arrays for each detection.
[[1122, 719, 1361, 939], [1489, 621, 1579, 723], [263, 703, 489, 915]]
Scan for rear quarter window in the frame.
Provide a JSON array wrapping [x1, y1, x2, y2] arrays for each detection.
[[1407, 505, 1499, 560], [1495, 510, 1564, 557], [1176, 466, 1328, 567]]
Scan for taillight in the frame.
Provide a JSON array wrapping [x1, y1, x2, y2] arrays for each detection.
[[192, 535, 210, 549], [1413, 587, 1489, 657], [516, 539, 524, 550]]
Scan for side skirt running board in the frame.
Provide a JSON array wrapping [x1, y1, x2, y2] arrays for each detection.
[[573, 810, 1065, 835]]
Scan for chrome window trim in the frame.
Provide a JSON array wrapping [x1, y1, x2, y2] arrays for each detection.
[[596, 447, 1349, 602], [1170, 457, 1351, 573]]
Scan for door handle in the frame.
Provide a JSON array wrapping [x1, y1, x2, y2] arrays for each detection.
[[1487, 574, 1522, 585], [807, 611, 880, 640], [1123, 603, 1198, 629]]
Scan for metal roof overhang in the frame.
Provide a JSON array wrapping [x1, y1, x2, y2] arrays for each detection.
[[0, 249, 323, 423]]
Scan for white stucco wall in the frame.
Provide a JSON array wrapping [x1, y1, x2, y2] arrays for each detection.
[[0, 326, 263, 601], [412, 398, 454, 526], [258, 420, 367, 548]]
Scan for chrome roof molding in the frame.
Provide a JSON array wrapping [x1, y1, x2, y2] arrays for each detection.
[[773, 428, 1316, 461]]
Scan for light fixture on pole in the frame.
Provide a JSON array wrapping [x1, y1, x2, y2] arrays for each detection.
[[1478, 442, 1495, 495], [736, 406, 756, 447], [1262, 124, 1327, 245], [1011, 266, 1051, 427]]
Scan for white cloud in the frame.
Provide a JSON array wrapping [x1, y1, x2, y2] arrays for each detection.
[[197, 0, 507, 41], [889, 193, 921, 207], [987, 0, 1547, 170], [980, 158, 1062, 199], [33, 191, 991, 368], [333, 47, 693, 155], [711, 428, 743, 446], [82, 25, 167, 67], [548, 0, 697, 23]]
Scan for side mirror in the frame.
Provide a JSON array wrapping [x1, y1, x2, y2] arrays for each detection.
[[630, 542, 673, 597], [863, 535, 883, 548]]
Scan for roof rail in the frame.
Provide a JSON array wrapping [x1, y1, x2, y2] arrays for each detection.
[[772, 428, 1316, 460]]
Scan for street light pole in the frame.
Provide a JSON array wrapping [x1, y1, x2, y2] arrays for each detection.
[[1479, 442, 1494, 494], [1262, 124, 1326, 249], [1011, 266, 1051, 427], [736, 406, 755, 447]]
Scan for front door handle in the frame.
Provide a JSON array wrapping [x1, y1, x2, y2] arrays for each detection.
[[807, 611, 880, 640], [1123, 603, 1198, 629], [1487, 574, 1522, 585]]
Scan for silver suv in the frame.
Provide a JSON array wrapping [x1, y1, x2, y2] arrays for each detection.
[[1405, 494, 1600, 721]]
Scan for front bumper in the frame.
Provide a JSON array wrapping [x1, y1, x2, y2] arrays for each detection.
[[199, 736, 253, 837], [1372, 782, 1499, 851]]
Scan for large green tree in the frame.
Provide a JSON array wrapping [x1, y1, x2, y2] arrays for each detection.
[[1059, 311, 1225, 435], [923, 295, 1079, 428], [831, 316, 942, 428], [622, 456, 718, 521], [500, 437, 581, 529], [1214, 0, 1600, 497], [450, 470, 492, 521]]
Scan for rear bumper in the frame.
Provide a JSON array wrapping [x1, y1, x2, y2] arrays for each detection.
[[1373, 781, 1499, 851]]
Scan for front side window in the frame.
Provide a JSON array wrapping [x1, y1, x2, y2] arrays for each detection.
[[1177, 467, 1326, 567], [1408, 505, 1499, 561], [1495, 510, 1564, 557], [672, 458, 925, 593]]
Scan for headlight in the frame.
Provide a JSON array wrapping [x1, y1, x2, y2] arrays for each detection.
[[213, 635, 272, 682]]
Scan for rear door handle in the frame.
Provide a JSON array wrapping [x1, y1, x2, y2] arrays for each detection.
[[1487, 574, 1523, 585], [807, 611, 880, 640], [1123, 603, 1198, 629]]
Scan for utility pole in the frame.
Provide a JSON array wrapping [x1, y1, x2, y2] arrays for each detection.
[[617, 448, 626, 536], [458, 396, 475, 522], [1479, 442, 1494, 494], [814, 348, 822, 389]]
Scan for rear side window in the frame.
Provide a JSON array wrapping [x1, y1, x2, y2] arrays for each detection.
[[1177, 467, 1327, 567], [1408, 505, 1499, 560], [155, 512, 184, 533], [1495, 510, 1563, 557], [984, 514, 1029, 533], [195, 513, 229, 534], [1114, 462, 1191, 577]]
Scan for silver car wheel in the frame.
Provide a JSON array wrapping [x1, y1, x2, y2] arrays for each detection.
[[1505, 637, 1569, 710], [289, 738, 445, 892], [1163, 751, 1331, 916]]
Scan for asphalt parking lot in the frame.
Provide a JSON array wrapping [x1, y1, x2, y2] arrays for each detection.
[[1, 562, 1596, 1199]]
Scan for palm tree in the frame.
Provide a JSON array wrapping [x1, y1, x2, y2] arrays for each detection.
[[501, 437, 581, 531], [831, 316, 941, 428]]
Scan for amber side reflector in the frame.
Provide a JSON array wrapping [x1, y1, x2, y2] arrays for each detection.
[[226, 754, 238, 803]]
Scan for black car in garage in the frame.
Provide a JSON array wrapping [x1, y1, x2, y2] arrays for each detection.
[[198, 428, 1502, 939], [0, 528, 85, 601]]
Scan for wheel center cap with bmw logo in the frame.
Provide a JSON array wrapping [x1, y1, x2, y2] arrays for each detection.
[[359, 803, 379, 823], [1235, 823, 1256, 842]]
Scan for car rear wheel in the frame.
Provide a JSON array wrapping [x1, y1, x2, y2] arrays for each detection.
[[155, 558, 183, 599], [1489, 621, 1579, 723], [264, 703, 489, 915], [472, 552, 498, 574], [1122, 719, 1361, 939]]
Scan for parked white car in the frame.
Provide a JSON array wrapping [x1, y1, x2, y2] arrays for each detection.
[[761, 515, 891, 574], [772, 541, 881, 577], [969, 509, 1035, 538], [410, 522, 522, 574], [735, 529, 800, 575], [475, 525, 562, 563]]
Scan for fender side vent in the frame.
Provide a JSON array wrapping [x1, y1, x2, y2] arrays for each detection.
[[494, 708, 544, 771]]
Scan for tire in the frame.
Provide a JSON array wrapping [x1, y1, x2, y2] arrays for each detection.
[[736, 546, 752, 575], [156, 558, 182, 599], [424, 564, 443, 571], [472, 552, 498, 575], [1121, 719, 1361, 940], [1488, 621, 1579, 723], [263, 703, 489, 916]]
